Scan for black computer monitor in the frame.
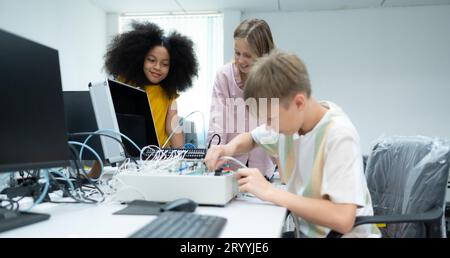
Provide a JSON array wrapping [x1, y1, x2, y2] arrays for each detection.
[[63, 91, 105, 161], [0, 29, 71, 173]]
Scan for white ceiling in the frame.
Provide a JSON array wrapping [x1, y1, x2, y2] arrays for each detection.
[[90, 0, 450, 13]]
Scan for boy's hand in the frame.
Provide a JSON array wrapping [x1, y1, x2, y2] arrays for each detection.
[[204, 145, 228, 171], [236, 168, 275, 202]]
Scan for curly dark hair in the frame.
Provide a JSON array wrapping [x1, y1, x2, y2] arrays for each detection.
[[104, 21, 198, 98]]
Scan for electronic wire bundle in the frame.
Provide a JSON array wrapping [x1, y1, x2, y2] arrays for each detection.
[[141, 148, 207, 160], [112, 168, 239, 206], [62, 116, 245, 206], [111, 146, 246, 205]]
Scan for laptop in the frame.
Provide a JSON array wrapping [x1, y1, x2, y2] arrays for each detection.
[[89, 79, 159, 162]]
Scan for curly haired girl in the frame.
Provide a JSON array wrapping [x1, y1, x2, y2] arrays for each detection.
[[105, 22, 198, 148]]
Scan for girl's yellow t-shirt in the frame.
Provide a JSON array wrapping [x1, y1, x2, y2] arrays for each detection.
[[144, 85, 177, 147]]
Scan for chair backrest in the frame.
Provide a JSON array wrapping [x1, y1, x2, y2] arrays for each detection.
[[366, 136, 450, 237], [362, 155, 368, 172]]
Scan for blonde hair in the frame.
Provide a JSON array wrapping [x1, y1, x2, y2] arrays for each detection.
[[244, 49, 312, 107], [234, 18, 274, 57]]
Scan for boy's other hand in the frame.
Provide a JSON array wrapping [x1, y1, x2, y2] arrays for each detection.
[[236, 168, 274, 202], [204, 145, 228, 171]]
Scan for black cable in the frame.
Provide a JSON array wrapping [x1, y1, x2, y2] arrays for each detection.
[[68, 144, 84, 190], [31, 169, 48, 203], [69, 144, 104, 196], [20, 170, 33, 179], [68, 144, 95, 201], [12, 195, 26, 210], [208, 133, 221, 149], [47, 172, 79, 203], [0, 198, 19, 212], [47, 171, 96, 204], [69, 132, 139, 166], [31, 170, 39, 179], [67, 144, 104, 197], [15, 170, 36, 187], [29, 170, 35, 178]]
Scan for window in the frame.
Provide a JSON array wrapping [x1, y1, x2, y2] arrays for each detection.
[[120, 13, 224, 147]]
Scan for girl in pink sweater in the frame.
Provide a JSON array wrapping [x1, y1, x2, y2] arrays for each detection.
[[208, 18, 276, 178]]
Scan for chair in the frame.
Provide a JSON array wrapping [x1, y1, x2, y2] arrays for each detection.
[[328, 136, 450, 238], [362, 155, 368, 172]]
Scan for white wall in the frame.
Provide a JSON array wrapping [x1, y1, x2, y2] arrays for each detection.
[[0, 0, 107, 91], [244, 5, 450, 154], [222, 10, 241, 63], [106, 13, 120, 44]]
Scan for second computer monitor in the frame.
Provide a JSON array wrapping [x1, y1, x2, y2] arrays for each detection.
[[63, 91, 105, 161]]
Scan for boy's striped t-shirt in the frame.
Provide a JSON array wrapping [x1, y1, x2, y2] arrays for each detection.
[[251, 101, 380, 238]]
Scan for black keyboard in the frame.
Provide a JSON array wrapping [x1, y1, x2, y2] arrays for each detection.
[[143, 148, 207, 160], [0, 208, 50, 233], [130, 211, 226, 238]]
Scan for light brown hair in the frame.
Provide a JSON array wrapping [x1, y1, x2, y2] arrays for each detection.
[[234, 18, 275, 57], [244, 49, 312, 107]]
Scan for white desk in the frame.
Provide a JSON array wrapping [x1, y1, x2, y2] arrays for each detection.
[[0, 196, 287, 238]]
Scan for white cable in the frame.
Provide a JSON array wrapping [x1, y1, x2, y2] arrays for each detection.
[[140, 145, 161, 161], [117, 158, 138, 174], [219, 156, 248, 169], [110, 175, 147, 202], [162, 111, 206, 148]]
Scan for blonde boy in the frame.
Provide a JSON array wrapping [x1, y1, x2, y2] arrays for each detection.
[[205, 50, 380, 237]]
